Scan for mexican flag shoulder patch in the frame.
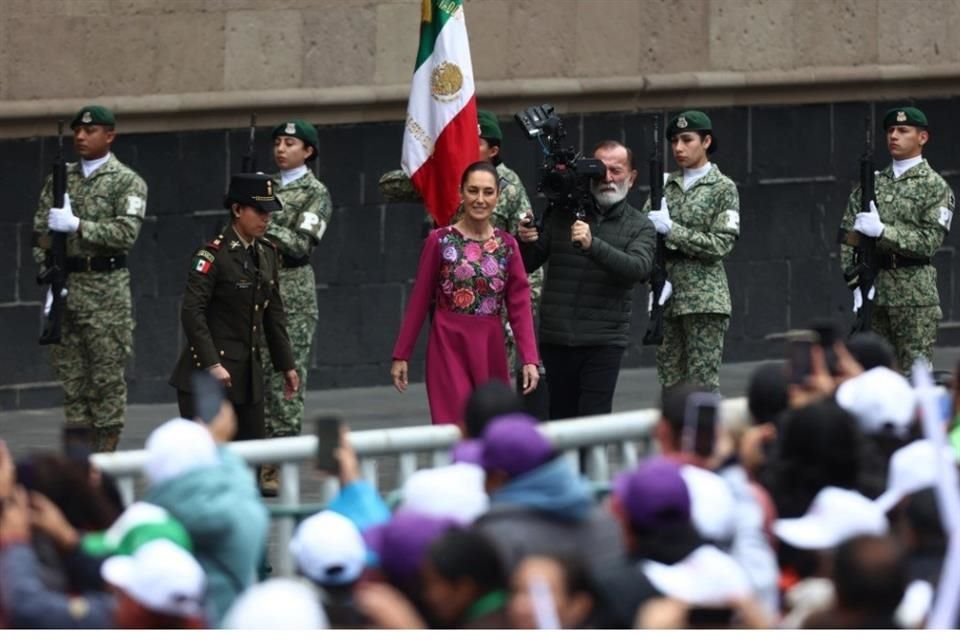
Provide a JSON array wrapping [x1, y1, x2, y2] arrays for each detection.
[[193, 256, 211, 274]]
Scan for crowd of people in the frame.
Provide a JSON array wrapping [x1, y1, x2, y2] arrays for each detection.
[[2, 326, 958, 629]]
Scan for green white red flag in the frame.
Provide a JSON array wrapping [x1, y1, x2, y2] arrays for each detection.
[[401, 0, 478, 227]]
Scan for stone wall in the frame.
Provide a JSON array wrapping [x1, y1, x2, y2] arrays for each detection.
[[4, 96, 960, 409]]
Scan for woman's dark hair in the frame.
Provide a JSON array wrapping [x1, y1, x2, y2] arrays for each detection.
[[459, 161, 499, 190], [632, 522, 703, 565], [747, 362, 788, 425], [426, 528, 507, 595], [16, 454, 119, 531], [762, 399, 863, 519], [462, 381, 524, 439]]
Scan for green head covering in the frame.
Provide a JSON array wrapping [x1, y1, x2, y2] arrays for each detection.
[[666, 110, 713, 139], [70, 105, 115, 129], [81, 502, 192, 557], [883, 107, 928, 130], [477, 110, 503, 142], [271, 119, 320, 151]]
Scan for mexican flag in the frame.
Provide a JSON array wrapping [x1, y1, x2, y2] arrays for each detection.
[[401, 0, 478, 227]]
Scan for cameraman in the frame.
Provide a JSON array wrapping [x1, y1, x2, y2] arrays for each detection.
[[518, 140, 656, 419]]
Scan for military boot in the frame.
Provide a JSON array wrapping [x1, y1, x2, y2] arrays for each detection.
[[93, 425, 122, 453], [259, 464, 279, 498], [62, 424, 95, 456]]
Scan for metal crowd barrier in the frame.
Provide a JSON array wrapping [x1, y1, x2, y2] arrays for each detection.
[[91, 397, 750, 576]]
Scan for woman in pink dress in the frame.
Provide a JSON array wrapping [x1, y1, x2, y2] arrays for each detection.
[[391, 162, 540, 425]]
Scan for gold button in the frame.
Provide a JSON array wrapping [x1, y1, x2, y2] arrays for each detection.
[[190, 346, 194, 352], [195, 363, 200, 368], [255, 304, 259, 311], [253, 325, 257, 332], [219, 350, 225, 356]]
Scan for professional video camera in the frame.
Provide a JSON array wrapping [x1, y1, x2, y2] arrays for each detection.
[[515, 104, 606, 247]]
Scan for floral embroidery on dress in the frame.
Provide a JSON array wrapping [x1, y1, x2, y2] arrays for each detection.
[[436, 228, 512, 315]]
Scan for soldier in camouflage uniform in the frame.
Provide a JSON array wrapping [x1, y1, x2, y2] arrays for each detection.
[[32, 105, 147, 452], [259, 120, 333, 496], [379, 110, 543, 370], [841, 106, 954, 370], [645, 111, 739, 392]]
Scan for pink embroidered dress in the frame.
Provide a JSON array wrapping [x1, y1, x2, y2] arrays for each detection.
[[393, 227, 539, 424]]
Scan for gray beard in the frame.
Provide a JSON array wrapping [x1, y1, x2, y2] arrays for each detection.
[[592, 182, 631, 210]]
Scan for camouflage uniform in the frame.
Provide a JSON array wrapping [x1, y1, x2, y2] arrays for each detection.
[[645, 164, 739, 391], [32, 154, 147, 449], [841, 159, 953, 369], [263, 171, 333, 437], [379, 163, 543, 368]]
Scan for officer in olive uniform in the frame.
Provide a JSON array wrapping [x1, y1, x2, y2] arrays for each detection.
[[170, 174, 299, 441], [33, 105, 148, 453], [841, 106, 954, 369]]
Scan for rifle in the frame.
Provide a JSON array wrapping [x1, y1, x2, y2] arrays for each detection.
[[241, 113, 257, 173], [849, 115, 877, 335], [642, 113, 667, 346], [38, 121, 68, 346]]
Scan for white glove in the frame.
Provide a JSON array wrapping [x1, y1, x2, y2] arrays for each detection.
[[48, 193, 80, 234], [853, 200, 884, 238], [852, 286, 875, 313], [647, 281, 673, 312], [43, 288, 53, 317], [648, 198, 673, 235]]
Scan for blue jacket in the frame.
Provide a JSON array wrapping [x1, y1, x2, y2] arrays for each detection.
[[145, 449, 267, 625], [475, 457, 625, 577]]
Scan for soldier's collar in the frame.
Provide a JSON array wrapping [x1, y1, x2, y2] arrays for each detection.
[[80, 152, 112, 179], [279, 165, 310, 186]]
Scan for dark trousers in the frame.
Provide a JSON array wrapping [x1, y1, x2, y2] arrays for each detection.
[[540, 344, 625, 420], [176, 391, 264, 441]]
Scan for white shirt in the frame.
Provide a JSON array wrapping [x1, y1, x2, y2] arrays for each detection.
[[280, 165, 309, 186], [892, 155, 923, 179], [682, 162, 712, 190], [81, 153, 111, 178]]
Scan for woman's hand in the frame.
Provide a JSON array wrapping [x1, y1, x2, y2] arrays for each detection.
[[208, 363, 232, 388], [29, 492, 79, 551], [391, 360, 409, 393], [283, 369, 300, 400], [521, 363, 540, 395]]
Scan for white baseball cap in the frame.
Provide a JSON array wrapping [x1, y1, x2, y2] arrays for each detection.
[[400, 462, 489, 524], [221, 578, 329, 629], [836, 367, 917, 438], [144, 418, 219, 485], [679, 465, 737, 543], [773, 486, 888, 549], [875, 439, 957, 512], [100, 539, 206, 619], [642, 545, 753, 606], [289, 511, 366, 586]]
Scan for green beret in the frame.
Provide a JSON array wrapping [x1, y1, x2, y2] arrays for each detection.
[[70, 105, 115, 129], [271, 119, 320, 150], [477, 110, 502, 142], [666, 110, 713, 139], [883, 107, 928, 130]]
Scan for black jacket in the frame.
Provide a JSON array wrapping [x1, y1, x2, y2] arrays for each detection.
[[169, 224, 295, 405], [519, 198, 655, 347]]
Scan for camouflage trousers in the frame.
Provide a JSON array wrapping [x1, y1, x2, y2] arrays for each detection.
[[504, 266, 544, 371], [657, 313, 729, 392], [872, 305, 941, 372], [264, 311, 316, 438], [51, 308, 133, 429]]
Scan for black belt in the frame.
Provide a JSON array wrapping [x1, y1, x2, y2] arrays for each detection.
[[65, 255, 127, 273], [280, 253, 311, 269], [878, 254, 930, 270]]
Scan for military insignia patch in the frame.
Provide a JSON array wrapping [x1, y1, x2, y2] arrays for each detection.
[[430, 62, 464, 102], [725, 209, 740, 231], [197, 249, 216, 263], [896, 111, 907, 123], [677, 116, 688, 128], [81, 111, 92, 124], [229, 240, 241, 249], [939, 206, 954, 231], [285, 122, 296, 135], [266, 180, 273, 196], [193, 256, 212, 274]]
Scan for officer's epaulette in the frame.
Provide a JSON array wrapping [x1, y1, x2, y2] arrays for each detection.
[[206, 235, 224, 252]]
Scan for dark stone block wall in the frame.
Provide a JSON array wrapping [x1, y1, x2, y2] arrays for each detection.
[[4, 97, 960, 409]]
